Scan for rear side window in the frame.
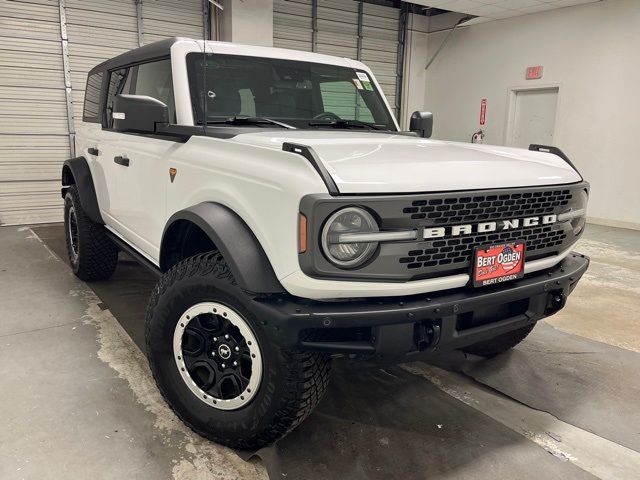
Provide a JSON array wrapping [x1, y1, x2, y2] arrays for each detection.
[[83, 72, 103, 122]]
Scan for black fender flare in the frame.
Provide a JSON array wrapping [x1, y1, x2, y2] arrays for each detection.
[[61, 157, 104, 224], [161, 203, 284, 294]]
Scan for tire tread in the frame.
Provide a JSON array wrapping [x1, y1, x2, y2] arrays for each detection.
[[65, 185, 118, 281]]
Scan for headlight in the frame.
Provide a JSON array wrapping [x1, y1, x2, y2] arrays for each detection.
[[559, 189, 588, 235], [321, 207, 379, 268]]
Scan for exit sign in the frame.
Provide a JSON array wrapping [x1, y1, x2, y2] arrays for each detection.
[[526, 66, 543, 80]]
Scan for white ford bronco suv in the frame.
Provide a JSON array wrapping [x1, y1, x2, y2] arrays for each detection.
[[61, 38, 589, 449]]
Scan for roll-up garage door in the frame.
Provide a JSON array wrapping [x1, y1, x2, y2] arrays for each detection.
[[0, 0, 67, 225], [142, 0, 205, 44], [0, 0, 206, 225], [361, 2, 399, 116], [273, 0, 402, 117], [273, 0, 313, 52]]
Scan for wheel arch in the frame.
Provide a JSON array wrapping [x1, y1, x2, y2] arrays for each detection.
[[160, 203, 284, 294], [61, 157, 103, 224]]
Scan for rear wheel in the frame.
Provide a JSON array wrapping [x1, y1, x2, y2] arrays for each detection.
[[145, 252, 331, 449], [461, 323, 536, 357], [64, 185, 118, 281]]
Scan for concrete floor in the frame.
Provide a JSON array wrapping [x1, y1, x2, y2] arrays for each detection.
[[0, 223, 639, 479]]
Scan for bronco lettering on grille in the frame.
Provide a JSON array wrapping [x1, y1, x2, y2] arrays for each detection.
[[423, 215, 558, 240]]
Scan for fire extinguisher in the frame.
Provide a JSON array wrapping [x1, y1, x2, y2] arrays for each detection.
[[471, 129, 485, 144]]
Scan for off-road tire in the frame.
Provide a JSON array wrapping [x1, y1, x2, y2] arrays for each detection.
[[63, 185, 118, 281], [145, 252, 331, 450], [461, 323, 536, 357]]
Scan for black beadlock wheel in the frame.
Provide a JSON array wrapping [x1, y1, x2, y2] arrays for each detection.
[[63, 185, 118, 281], [145, 251, 331, 450], [461, 323, 536, 357], [173, 301, 263, 410]]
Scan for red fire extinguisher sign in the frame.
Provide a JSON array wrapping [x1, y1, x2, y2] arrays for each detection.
[[480, 99, 487, 126]]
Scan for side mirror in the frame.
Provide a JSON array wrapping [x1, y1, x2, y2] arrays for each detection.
[[409, 111, 433, 138], [112, 94, 169, 134]]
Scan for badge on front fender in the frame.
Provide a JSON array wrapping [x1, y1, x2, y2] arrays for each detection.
[[472, 241, 526, 287]]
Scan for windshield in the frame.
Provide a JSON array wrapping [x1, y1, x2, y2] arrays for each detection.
[[186, 53, 396, 131]]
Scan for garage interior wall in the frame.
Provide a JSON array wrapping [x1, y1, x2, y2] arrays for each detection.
[[0, 0, 207, 226], [419, 0, 640, 229], [400, 12, 428, 129], [218, 0, 273, 47]]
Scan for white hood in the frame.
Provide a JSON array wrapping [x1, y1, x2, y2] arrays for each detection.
[[230, 131, 582, 194]]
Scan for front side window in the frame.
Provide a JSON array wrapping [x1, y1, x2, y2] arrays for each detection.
[[186, 53, 396, 130], [104, 59, 175, 128], [132, 59, 175, 122]]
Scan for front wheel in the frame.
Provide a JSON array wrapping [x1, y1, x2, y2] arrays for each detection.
[[145, 252, 331, 449]]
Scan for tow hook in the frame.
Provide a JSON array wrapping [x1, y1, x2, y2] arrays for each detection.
[[546, 290, 566, 314], [415, 323, 441, 352]]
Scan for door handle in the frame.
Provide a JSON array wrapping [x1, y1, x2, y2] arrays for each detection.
[[88, 147, 100, 156], [114, 155, 130, 167]]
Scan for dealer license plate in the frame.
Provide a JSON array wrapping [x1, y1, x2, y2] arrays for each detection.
[[472, 241, 526, 287]]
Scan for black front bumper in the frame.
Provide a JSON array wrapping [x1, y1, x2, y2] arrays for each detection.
[[251, 252, 589, 361]]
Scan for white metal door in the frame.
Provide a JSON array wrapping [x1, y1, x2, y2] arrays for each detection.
[[509, 87, 559, 148]]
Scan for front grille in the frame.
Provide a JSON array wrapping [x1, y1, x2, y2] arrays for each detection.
[[399, 224, 567, 270], [299, 182, 586, 283], [402, 189, 573, 225]]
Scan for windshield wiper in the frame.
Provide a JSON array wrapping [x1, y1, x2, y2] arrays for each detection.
[[307, 119, 386, 130], [207, 116, 295, 129]]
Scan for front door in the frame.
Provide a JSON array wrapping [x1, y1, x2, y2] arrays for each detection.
[[110, 134, 178, 261], [106, 58, 178, 261]]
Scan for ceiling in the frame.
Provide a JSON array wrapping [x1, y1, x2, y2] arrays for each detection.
[[408, 0, 600, 24]]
